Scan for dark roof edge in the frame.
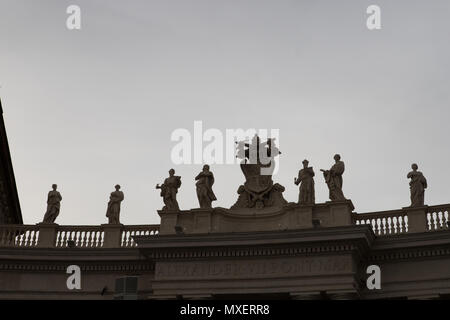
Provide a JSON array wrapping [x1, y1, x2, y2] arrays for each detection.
[[0, 98, 23, 224]]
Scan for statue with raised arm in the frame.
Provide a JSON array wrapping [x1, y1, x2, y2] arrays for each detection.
[[195, 164, 217, 209], [294, 159, 315, 205], [106, 184, 124, 224], [321, 154, 346, 201], [407, 163, 427, 207], [156, 169, 181, 211], [43, 184, 62, 223]]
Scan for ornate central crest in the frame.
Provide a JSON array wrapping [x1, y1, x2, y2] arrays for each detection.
[[232, 135, 287, 209]]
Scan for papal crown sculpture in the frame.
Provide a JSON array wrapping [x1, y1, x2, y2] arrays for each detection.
[[40, 135, 428, 224]]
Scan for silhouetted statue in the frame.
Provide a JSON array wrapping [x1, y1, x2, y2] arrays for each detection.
[[195, 164, 217, 209], [156, 169, 181, 211], [294, 159, 315, 205], [106, 185, 124, 224], [321, 154, 346, 201], [43, 184, 62, 223], [232, 135, 287, 209], [407, 163, 427, 207]]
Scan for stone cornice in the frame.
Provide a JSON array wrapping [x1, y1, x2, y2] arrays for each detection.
[[369, 230, 450, 262], [0, 247, 154, 272], [0, 247, 142, 260], [135, 225, 375, 260], [0, 261, 154, 273], [136, 225, 374, 247]]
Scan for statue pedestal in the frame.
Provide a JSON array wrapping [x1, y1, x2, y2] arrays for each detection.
[[313, 200, 355, 228], [402, 205, 428, 233], [101, 224, 124, 248], [36, 222, 58, 248], [158, 210, 181, 235], [157, 200, 355, 235]]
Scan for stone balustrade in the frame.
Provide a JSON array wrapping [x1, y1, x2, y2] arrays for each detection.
[[0, 203, 449, 248], [0, 223, 160, 248], [354, 203, 450, 236]]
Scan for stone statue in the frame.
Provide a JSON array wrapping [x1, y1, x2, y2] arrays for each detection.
[[232, 135, 287, 209], [106, 184, 124, 224], [294, 159, 315, 205], [43, 184, 62, 223], [156, 169, 181, 211], [321, 154, 346, 201], [407, 163, 427, 207], [195, 164, 217, 209]]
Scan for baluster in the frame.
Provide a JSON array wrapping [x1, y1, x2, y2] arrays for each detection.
[[64, 231, 69, 247], [392, 217, 397, 234], [445, 211, 449, 228], [131, 231, 135, 246], [126, 231, 131, 247], [28, 230, 33, 246], [15, 230, 21, 246], [30, 230, 36, 246], [85, 231, 90, 247], [432, 212, 438, 230], [61, 231, 67, 247], [67, 231, 72, 247], [425, 213, 430, 230], [13, 230, 19, 246], [370, 219, 376, 233], [120, 231, 124, 247], [92, 231, 97, 247], [128, 231, 133, 247], [23, 230, 30, 246], [438, 212, 443, 229], [16, 230, 22, 246], [95, 231, 101, 247], [21, 229, 26, 246], [55, 231, 60, 247], [387, 217, 392, 234], [377, 218, 383, 235], [80, 231, 85, 247], [90, 231, 96, 247], [101, 231, 105, 247], [132, 231, 137, 247]]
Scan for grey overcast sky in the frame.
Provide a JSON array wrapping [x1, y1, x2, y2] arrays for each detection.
[[0, 0, 449, 225]]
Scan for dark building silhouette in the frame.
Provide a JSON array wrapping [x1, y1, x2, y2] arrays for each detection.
[[0, 99, 22, 224]]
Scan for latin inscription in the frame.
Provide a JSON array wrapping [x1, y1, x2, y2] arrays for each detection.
[[156, 256, 350, 280]]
